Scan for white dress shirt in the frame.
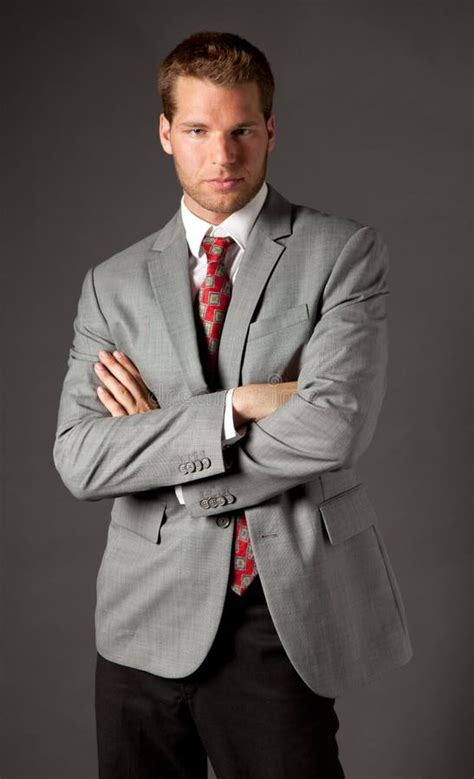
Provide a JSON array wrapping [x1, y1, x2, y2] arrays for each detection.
[[174, 180, 269, 505]]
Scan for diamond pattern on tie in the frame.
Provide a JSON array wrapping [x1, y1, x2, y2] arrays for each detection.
[[197, 233, 258, 596], [198, 234, 234, 380], [229, 511, 257, 596]]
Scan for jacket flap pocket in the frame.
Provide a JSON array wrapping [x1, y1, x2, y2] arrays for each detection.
[[247, 303, 310, 342], [319, 483, 378, 544], [111, 494, 167, 543]]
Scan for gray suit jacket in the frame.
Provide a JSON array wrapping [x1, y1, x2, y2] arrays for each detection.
[[53, 183, 413, 697]]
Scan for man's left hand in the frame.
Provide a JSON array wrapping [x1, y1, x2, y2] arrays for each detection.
[[94, 350, 159, 416]]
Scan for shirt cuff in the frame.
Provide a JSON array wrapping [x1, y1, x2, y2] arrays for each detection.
[[223, 387, 247, 447], [175, 484, 185, 505]]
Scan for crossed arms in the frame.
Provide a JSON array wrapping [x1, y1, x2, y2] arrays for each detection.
[[53, 226, 389, 513]]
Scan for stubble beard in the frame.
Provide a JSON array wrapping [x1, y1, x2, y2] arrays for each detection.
[[175, 153, 268, 218]]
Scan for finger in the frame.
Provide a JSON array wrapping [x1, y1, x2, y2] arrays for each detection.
[[94, 361, 137, 413], [112, 351, 154, 399], [97, 386, 128, 417], [97, 351, 147, 404], [112, 351, 141, 379]]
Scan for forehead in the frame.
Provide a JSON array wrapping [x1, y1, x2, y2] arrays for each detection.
[[173, 76, 262, 120]]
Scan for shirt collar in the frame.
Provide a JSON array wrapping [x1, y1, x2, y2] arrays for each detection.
[[180, 181, 268, 259]]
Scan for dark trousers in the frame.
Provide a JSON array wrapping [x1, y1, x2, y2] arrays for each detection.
[[95, 575, 345, 778]]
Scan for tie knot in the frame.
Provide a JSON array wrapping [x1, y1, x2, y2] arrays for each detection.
[[201, 234, 235, 262]]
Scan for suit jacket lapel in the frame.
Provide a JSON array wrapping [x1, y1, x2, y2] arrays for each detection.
[[147, 183, 293, 395], [147, 211, 209, 397], [218, 185, 292, 387]]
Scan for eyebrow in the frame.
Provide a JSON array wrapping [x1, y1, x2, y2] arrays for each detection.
[[177, 120, 261, 128]]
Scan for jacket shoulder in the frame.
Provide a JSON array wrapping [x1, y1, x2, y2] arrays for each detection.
[[291, 201, 369, 240], [93, 230, 160, 277], [288, 201, 387, 267]]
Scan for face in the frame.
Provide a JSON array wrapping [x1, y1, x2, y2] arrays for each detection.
[[159, 75, 276, 224]]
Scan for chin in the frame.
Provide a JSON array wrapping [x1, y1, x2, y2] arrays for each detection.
[[201, 192, 245, 213]]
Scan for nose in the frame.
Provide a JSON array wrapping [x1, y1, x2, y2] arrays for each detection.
[[210, 132, 237, 166]]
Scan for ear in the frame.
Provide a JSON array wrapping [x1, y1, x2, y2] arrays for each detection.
[[159, 113, 173, 155], [266, 113, 276, 153]]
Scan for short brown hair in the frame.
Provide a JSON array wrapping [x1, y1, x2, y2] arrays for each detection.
[[158, 31, 275, 124]]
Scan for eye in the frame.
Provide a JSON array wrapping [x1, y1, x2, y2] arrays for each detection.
[[188, 128, 252, 137]]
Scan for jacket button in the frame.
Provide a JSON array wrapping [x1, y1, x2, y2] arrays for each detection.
[[224, 493, 236, 504], [216, 516, 231, 528], [199, 499, 210, 509], [185, 461, 196, 473], [208, 496, 219, 508], [194, 460, 203, 471], [201, 457, 211, 469], [179, 463, 188, 473], [216, 496, 227, 507]]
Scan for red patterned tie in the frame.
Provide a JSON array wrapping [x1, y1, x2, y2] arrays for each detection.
[[197, 233, 258, 596]]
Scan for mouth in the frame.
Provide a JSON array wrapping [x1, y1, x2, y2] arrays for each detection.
[[206, 178, 243, 191]]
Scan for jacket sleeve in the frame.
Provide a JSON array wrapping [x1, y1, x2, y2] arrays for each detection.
[[52, 266, 228, 501], [173, 388, 246, 505], [179, 225, 390, 517]]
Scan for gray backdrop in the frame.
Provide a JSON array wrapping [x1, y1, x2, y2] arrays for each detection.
[[2, 0, 472, 777]]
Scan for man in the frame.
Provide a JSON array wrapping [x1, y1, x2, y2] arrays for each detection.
[[53, 30, 413, 778]]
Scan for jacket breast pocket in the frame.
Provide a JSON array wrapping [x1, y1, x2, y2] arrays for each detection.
[[247, 303, 310, 342], [318, 482, 379, 544], [242, 304, 311, 384], [110, 494, 167, 544]]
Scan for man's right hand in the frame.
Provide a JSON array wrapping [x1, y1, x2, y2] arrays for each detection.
[[232, 381, 298, 427]]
